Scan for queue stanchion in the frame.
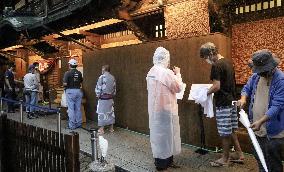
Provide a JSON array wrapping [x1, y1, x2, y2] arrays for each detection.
[[20, 100, 23, 123]]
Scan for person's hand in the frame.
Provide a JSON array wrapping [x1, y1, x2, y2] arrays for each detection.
[[237, 98, 246, 109], [173, 66, 180, 75], [9, 87, 12, 91], [250, 120, 263, 131]]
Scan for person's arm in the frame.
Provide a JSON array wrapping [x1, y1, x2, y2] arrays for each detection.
[[207, 65, 221, 95], [207, 79, 220, 95], [251, 79, 284, 131], [112, 79, 116, 96], [95, 75, 103, 97], [250, 115, 269, 131], [5, 78, 12, 90], [63, 72, 68, 87], [166, 66, 184, 93], [264, 79, 284, 120]]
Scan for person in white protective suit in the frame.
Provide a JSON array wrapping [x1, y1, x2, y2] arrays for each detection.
[[146, 47, 184, 172]]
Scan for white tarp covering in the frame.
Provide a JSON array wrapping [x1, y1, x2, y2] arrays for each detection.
[[239, 109, 268, 172]]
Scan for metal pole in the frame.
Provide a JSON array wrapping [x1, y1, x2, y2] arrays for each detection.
[[57, 107, 61, 146], [90, 128, 99, 162], [20, 100, 23, 123]]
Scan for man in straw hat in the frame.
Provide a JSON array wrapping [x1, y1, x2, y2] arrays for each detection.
[[238, 49, 284, 172]]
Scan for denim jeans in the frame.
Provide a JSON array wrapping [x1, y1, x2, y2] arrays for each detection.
[[66, 89, 83, 129], [254, 136, 284, 172], [25, 91, 38, 113]]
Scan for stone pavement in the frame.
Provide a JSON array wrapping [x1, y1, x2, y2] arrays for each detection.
[[6, 112, 264, 172]]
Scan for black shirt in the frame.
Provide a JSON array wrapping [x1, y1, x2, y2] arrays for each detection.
[[210, 58, 236, 107], [4, 70, 15, 89], [63, 69, 83, 89]]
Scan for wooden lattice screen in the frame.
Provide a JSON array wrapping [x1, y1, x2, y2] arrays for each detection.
[[0, 115, 79, 172]]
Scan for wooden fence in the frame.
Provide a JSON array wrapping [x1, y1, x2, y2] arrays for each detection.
[[0, 115, 80, 172]]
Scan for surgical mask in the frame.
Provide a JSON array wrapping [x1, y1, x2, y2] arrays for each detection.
[[206, 59, 212, 64], [258, 71, 273, 77]]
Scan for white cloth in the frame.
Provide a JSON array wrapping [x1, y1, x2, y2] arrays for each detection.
[[23, 73, 39, 92], [189, 84, 214, 118], [146, 65, 184, 159], [239, 110, 268, 172]]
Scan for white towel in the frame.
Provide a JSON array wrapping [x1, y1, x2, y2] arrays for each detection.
[[189, 84, 214, 118]]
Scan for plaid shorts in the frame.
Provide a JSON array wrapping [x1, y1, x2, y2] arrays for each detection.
[[216, 106, 238, 137]]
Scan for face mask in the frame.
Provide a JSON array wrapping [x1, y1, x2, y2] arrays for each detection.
[[206, 59, 212, 64], [258, 71, 272, 77]]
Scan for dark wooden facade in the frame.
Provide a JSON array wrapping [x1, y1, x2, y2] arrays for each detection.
[[83, 33, 231, 149]]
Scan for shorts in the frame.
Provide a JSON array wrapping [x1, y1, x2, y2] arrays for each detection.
[[216, 106, 238, 137]]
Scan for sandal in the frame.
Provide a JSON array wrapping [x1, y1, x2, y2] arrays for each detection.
[[109, 129, 114, 133], [229, 157, 244, 164], [210, 160, 229, 167]]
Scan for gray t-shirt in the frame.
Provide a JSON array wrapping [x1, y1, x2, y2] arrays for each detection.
[[253, 77, 284, 138]]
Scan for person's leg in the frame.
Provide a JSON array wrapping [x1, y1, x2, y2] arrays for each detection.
[[6, 90, 13, 112], [66, 89, 76, 129], [74, 90, 82, 128], [25, 93, 31, 113], [221, 136, 231, 162], [230, 106, 244, 160], [109, 124, 114, 132], [231, 133, 245, 159], [213, 107, 233, 166], [266, 138, 284, 172], [30, 91, 37, 113]]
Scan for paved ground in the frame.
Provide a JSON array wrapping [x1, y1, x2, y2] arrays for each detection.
[[5, 111, 269, 172]]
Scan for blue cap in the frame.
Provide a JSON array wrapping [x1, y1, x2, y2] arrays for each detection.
[[28, 64, 35, 71]]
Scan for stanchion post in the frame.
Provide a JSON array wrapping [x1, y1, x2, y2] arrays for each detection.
[[90, 128, 99, 162], [57, 107, 61, 146], [20, 100, 23, 123]]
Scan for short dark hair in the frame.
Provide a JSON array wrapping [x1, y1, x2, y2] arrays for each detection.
[[33, 62, 39, 66], [102, 65, 110, 72], [200, 42, 218, 58]]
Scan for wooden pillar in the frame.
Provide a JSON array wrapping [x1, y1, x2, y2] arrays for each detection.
[[65, 132, 80, 172]]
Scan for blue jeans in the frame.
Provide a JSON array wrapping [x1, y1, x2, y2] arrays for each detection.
[[25, 91, 38, 113], [66, 89, 83, 129]]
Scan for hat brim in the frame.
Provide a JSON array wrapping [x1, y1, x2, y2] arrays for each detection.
[[252, 57, 280, 73]]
